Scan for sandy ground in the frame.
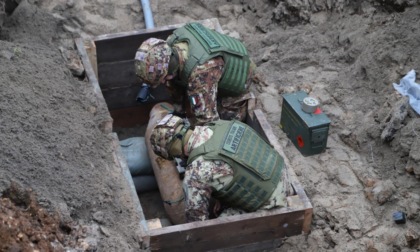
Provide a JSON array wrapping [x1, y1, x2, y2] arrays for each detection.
[[0, 0, 419, 251]]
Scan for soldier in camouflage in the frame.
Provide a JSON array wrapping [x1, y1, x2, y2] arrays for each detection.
[[135, 22, 256, 126], [150, 113, 290, 222]]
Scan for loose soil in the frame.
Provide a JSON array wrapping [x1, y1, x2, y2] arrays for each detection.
[[0, 0, 419, 251]]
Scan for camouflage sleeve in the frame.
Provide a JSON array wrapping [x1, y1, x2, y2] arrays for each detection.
[[183, 156, 233, 222], [187, 57, 224, 125]]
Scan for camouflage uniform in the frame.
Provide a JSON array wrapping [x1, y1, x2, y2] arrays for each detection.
[[183, 126, 288, 222], [168, 40, 256, 126]]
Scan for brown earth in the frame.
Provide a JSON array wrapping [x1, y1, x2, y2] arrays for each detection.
[[0, 0, 419, 251], [0, 182, 89, 251]]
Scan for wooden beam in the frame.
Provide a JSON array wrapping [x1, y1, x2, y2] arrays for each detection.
[[102, 85, 172, 110], [75, 37, 113, 134], [97, 60, 137, 90], [253, 109, 313, 232], [75, 38, 104, 103], [94, 18, 224, 64], [95, 29, 174, 64], [147, 218, 163, 230], [149, 208, 306, 251], [110, 104, 157, 128], [84, 40, 98, 78], [110, 133, 150, 249]]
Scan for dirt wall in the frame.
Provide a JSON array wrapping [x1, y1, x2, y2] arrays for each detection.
[[0, 1, 143, 251]]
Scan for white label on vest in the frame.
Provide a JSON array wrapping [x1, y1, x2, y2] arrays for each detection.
[[223, 122, 245, 153]]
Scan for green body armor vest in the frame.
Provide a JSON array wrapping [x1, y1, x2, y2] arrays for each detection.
[[167, 22, 251, 96], [187, 120, 284, 212]]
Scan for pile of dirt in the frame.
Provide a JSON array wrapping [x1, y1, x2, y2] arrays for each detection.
[[0, 183, 84, 251], [0, 1, 143, 251], [0, 0, 419, 251]]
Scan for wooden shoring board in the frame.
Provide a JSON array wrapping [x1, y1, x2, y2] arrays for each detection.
[[111, 135, 151, 249], [149, 208, 306, 251], [109, 103, 157, 128], [108, 91, 257, 128], [75, 37, 113, 133], [84, 40, 98, 78], [252, 109, 313, 233], [97, 59, 137, 90], [102, 84, 172, 110], [94, 18, 223, 64], [75, 37, 106, 107], [96, 60, 172, 109]]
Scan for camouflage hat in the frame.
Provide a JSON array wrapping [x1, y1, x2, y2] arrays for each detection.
[[134, 38, 172, 87], [150, 114, 184, 159]]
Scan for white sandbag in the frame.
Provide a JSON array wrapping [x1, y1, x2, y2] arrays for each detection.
[[120, 137, 153, 176]]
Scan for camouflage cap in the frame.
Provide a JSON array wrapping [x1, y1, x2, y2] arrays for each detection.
[[134, 38, 172, 87], [150, 114, 184, 159]]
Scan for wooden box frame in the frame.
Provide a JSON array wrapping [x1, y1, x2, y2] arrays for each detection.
[[75, 18, 312, 251]]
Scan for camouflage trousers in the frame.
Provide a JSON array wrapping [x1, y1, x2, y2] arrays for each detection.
[[217, 92, 254, 122]]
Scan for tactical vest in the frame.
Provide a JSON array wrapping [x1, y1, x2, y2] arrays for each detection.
[[167, 22, 251, 96], [187, 120, 284, 212]]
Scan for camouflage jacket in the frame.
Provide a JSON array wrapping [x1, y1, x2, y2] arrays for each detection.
[[183, 126, 287, 222]]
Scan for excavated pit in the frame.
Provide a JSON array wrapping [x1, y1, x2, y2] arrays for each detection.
[[75, 19, 313, 250]]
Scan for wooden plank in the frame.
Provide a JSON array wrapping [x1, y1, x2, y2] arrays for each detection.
[[245, 92, 256, 123], [253, 109, 313, 233], [75, 38, 104, 104], [247, 92, 256, 112], [94, 18, 224, 64], [102, 86, 139, 109], [147, 218, 163, 230], [110, 133, 150, 249], [246, 109, 270, 143], [303, 208, 313, 234], [287, 195, 305, 209], [149, 208, 306, 251], [209, 238, 284, 252], [75, 37, 113, 134], [97, 60, 137, 90], [102, 85, 172, 110], [109, 99, 191, 128], [84, 40, 98, 78], [110, 104, 156, 128], [95, 29, 172, 64]]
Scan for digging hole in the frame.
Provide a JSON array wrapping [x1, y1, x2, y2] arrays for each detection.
[[75, 19, 313, 250]]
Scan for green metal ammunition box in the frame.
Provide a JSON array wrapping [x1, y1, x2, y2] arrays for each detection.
[[280, 91, 330, 156]]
